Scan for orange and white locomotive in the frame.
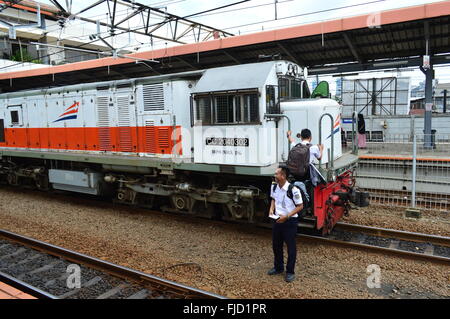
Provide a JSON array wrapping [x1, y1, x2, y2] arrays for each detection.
[[0, 60, 366, 234]]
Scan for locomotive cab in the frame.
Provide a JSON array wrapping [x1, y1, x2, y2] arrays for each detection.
[[276, 94, 366, 234]]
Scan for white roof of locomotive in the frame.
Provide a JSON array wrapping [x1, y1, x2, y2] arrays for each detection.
[[192, 60, 276, 93], [281, 98, 341, 111]]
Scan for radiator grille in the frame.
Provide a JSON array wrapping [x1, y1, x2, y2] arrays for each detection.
[[142, 83, 164, 111], [158, 127, 170, 149], [117, 95, 132, 152], [144, 120, 157, 153], [97, 96, 112, 151]]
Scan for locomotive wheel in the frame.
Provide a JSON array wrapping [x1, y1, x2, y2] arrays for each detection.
[[35, 175, 50, 191], [170, 195, 192, 213], [7, 173, 18, 186]]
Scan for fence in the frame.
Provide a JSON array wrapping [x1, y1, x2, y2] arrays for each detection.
[[350, 133, 450, 212]]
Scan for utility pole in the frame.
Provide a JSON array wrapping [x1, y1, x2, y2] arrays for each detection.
[[421, 21, 434, 149], [443, 89, 447, 113]]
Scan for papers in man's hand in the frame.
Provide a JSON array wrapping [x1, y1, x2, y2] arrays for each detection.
[[269, 213, 280, 220]]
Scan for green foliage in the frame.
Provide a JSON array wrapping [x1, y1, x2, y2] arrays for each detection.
[[11, 48, 41, 63]]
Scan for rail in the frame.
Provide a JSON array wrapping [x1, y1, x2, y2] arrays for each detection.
[[0, 229, 224, 299]]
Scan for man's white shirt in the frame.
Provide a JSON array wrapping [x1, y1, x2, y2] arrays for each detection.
[[270, 182, 303, 218]]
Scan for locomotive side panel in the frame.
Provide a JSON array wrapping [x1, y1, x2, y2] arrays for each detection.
[[169, 80, 195, 159], [83, 90, 101, 152], [3, 97, 28, 149], [26, 96, 43, 150], [37, 95, 48, 150], [136, 81, 178, 157], [115, 87, 138, 153]]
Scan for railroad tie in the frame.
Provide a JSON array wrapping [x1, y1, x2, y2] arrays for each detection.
[[27, 260, 63, 275], [44, 270, 70, 287], [423, 244, 435, 256], [388, 239, 400, 250], [57, 272, 70, 281], [0, 248, 27, 261], [96, 283, 130, 299], [15, 260, 63, 281], [13, 254, 42, 266], [354, 233, 367, 244], [57, 275, 103, 299], [127, 289, 150, 299]]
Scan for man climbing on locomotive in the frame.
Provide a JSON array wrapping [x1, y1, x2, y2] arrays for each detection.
[[285, 128, 324, 205]]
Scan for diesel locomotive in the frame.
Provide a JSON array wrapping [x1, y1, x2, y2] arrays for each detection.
[[0, 60, 366, 234]]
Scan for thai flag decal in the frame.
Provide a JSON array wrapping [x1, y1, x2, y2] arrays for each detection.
[[326, 114, 341, 139], [54, 102, 80, 122]]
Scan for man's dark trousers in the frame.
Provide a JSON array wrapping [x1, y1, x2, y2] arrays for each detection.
[[272, 217, 298, 274]]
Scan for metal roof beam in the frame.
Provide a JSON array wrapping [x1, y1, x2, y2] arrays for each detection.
[[308, 54, 450, 75], [221, 50, 242, 64], [108, 0, 117, 27], [71, 0, 106, 16], [342, 32, 364, 64], [113, 6, 145, 28], [77, 15, 185, 45], [276, 42, 304, 67], [49, 0, 67, 14], [175, 56, 198, 70], [119, 0, 234, 37]]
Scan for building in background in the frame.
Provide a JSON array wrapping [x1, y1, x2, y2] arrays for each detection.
[[335, 77, 343, 101], [410, 80, 425, 98], [433, 82, 450, 113], [0, 0, 126, 72], [341, 76, 411, 117]]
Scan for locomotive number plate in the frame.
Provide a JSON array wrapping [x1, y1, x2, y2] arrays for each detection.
[[205, 137, 249, 147]]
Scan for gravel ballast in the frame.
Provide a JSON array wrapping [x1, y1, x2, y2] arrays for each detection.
[[342, 206, 449, 237], [0, 187, 448, 299]]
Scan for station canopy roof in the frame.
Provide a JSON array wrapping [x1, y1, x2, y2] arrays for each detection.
[[1, 1, 450, 92]]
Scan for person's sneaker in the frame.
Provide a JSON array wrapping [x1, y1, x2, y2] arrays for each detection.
[[285, 273, 295, 282], [267, 268, 284, 275]]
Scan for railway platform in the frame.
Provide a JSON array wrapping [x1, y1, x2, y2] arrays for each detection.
[[0, 281, 36, 299]]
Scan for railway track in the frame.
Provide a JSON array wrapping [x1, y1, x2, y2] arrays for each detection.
[[0, 186, 448, 298], [296, 222, 450, 264], [0, 229, 224, 299]]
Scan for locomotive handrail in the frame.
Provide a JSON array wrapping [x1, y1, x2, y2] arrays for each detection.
[[318, 113, 334, 170], [264, 113, 292, 151]]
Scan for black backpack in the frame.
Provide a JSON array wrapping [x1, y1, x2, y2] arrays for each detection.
[[287, 143, 311, 179]]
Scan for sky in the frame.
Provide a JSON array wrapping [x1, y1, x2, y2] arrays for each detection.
[[35, 0, 450, 90]]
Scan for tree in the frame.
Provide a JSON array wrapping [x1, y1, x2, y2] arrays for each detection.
[[11, 48, 41, 63]]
